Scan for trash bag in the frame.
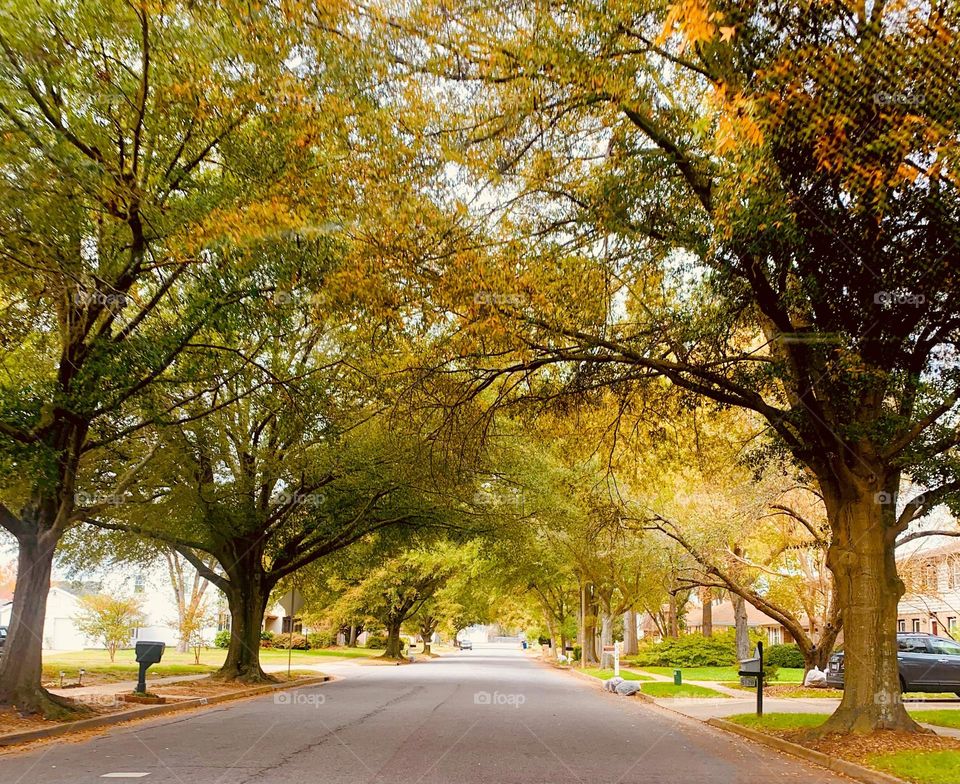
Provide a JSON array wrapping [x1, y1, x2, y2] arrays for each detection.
[[604, 677, 624, 692], [615, 681, 641, 696], [804, 666, 827, 687]]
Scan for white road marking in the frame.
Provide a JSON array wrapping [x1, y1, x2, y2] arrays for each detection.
[[100, 774, 151, 778]]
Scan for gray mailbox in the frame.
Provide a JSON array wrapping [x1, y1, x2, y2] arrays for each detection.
[[738, 642, 764, 716], [134, 641, 166, 694]]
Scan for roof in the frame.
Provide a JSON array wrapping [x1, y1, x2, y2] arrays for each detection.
[[692, 599, 811, 630], [897, 538, 960, 564]]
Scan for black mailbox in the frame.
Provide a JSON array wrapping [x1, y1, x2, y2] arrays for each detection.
[[134, 641, 165, 693], [738, 642, 765, 716], [135, 641, 165, 665]]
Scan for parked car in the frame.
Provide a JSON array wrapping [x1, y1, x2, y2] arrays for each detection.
[[826, 633, 960, 695], [0, 626, 6, 653], [459, 639, 473, 650]]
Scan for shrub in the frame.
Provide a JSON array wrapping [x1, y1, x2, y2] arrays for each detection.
[[214, 630, 231, 649], [270, 632, 309, 650], [364, 633, 387, 649], [631, 630, 764, 668], [573, 645, 582, 662], [765, 643, 805, 669], [307, 630, 338, 649]]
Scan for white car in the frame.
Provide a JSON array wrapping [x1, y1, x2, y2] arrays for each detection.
[[459, 639, 473, 650]]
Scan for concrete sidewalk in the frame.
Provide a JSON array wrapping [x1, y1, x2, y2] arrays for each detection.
[[47, 656, 364, 699], [630, 666, 960, 738]]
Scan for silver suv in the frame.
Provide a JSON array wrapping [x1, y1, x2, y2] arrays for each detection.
[[826, 633, 960, 695]]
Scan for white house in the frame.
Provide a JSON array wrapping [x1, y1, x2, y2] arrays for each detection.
[[0, 563, 294, 652]]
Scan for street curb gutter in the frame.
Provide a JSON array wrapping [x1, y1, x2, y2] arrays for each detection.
[[0, 675, 331, 748], [707, 719, 908, 784]]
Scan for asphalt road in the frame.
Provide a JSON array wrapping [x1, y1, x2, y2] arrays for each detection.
[[0, 646, 846, 783]]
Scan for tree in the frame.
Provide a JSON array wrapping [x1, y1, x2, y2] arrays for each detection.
[[0, 0, 325, 716], [328, 544, 467, 659], [163, 548, 217, 655], [392, 0, 960, 733], [74, 594, 144, 663], [620, 407, 843, 672]]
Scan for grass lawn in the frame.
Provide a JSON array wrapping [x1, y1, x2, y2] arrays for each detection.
[[723, 682, 845, 699], [640, 682, 727, 698], [908, 711, 960, 730], [726, 712, 827, 731], [726, 712, 960, 784], [581, 667, 651, 681], [43, 646, 383, 685], [636, 665, 804, 683], [868, 751, 960, 784]]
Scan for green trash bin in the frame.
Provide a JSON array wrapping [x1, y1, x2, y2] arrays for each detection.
[[673, 669, 682, 685]]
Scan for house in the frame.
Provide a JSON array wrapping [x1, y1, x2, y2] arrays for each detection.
[[0, 582, 92, 650], [638, 598, 812, 646], [0, 564, 296, 652], [897, 539, 960, 638], [686, 599, 813, 645]]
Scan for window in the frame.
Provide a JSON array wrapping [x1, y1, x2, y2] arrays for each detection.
[[898, 637, 929, 653], [133, 574, 145, 594], [282, 616, 303, 634], [932, 639, 960, 656], [912, 618, 922, 633], [923, 563, 939, 593], [897, 619, 906, 632], [950, 617, 958, 633]]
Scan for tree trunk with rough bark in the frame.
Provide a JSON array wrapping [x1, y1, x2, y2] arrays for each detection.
[[667, 594, 680, 638], [599, 609, 614, 668], [818, 487, 922, 734], [216, 565, 274, 683], [0, 531, 86, 718], [384, 621, 404, 659], [701, 588, 713, 637], [623, 610, 638, 656], [733, 593, 751, 686], [419, 617, 437, 656], [581, 585, 599, 665], [348, 624, 358, 647]]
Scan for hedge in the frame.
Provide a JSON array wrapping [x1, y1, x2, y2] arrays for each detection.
[[632, 629, 764, 668], [764, 643, 805, 669]]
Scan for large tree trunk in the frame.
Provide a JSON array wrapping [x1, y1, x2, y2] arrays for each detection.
[[419, 617, 437, 656], [348, 624, 358, 647], [581, 586, 599, 665], [667, 593, 680, 638], [217, 575, 273, 683], [623, 610, 638, 655], [599, 608, 614, 668], [384, 621, 404, 659], [819, 488, 922, 734], [732, 592, 751, 680], [0, 532, 84, 718], [701, 588, 713, 637]]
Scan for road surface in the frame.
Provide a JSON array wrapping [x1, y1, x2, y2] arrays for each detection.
[[0, 646, 845, 783]]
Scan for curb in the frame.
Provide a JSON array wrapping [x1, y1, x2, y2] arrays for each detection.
[[707, 718, 908, 784], [0, 675, 331, 748]]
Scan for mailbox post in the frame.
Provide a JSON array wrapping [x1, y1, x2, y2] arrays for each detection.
[[737, 641, 764, 716], [134, 641, 166, 694]]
